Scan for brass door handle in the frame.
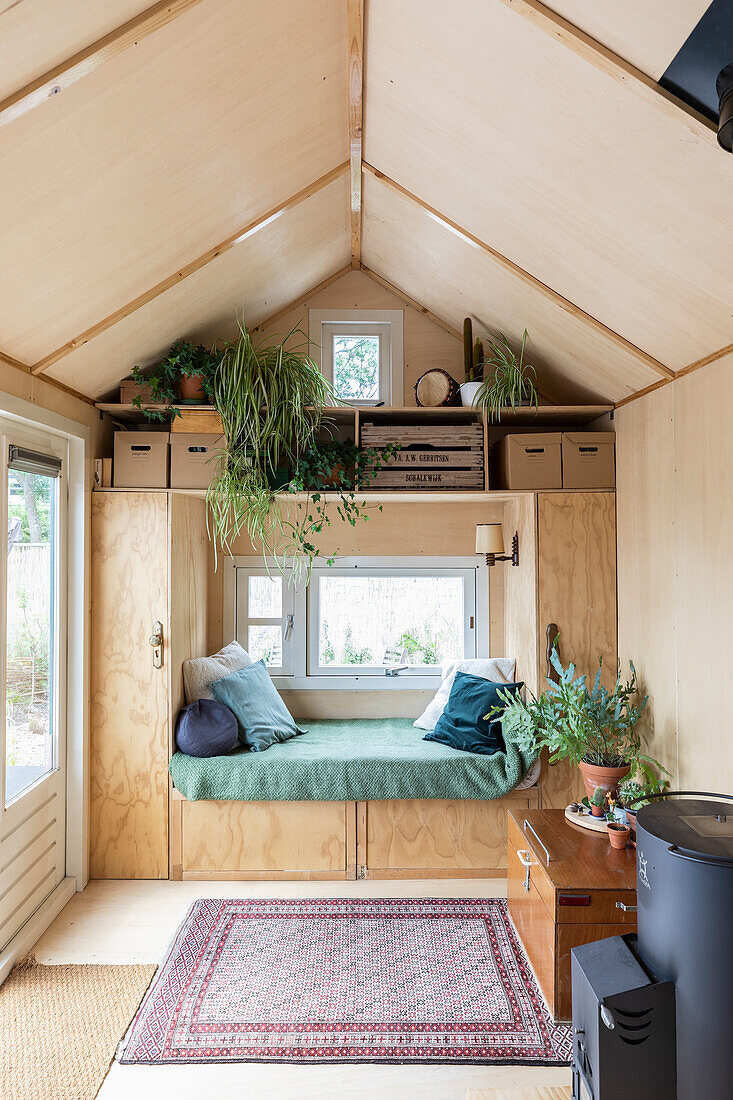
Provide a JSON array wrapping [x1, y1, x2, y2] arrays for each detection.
[[149, 620, 163, 669]]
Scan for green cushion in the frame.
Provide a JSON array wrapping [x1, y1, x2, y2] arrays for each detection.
[[169, 718, 538, 802]]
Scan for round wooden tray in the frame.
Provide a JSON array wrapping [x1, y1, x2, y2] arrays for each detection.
[[564, 804, 610, 833]]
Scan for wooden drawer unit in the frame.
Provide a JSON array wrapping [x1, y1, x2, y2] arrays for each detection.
[[507, 809, 636, 1021]]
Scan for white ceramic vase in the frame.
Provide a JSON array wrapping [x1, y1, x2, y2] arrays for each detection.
[[460, 381, 482, 407]]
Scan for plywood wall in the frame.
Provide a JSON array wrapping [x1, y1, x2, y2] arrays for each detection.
[[258, 268, 463, 404], [616, 357, 733, 794]]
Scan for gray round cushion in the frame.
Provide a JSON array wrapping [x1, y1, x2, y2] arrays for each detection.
[[175, 698, 238, 758]]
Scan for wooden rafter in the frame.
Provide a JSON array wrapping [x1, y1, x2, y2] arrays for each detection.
[[0, 0, 205, 130], [676, 340, 733, 379], [614, 377, 671, 410], [0, 349, 31, 372], [495, 0, 716, 142], [348, 0, 364, 268], [32, 163, 349, 376], [363, 162, 674, 381]]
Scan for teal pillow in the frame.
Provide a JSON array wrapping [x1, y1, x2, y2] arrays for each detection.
[[424, 673, 523, 755], [210, 660, 306, 752]]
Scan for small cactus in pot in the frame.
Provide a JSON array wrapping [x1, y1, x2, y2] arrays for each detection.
[[588, 786, 606, 818]]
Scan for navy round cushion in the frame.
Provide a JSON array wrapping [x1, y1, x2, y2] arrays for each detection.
[[175, 698, 238, 758]]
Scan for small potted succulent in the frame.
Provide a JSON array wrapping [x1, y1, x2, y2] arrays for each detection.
[[587, 786, 606, 818]]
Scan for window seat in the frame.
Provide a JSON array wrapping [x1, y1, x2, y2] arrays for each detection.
[[169, 718, 539, 803]]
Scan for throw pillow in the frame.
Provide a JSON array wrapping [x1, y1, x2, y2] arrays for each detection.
[[424, 674, 523, 755], [414, 657, 517, 730], [210, 660, 306, 752], [183, 640, 253, 704], [175, 698, 239, 758]]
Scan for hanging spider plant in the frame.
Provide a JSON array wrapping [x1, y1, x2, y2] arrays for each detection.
[[206, 316, 339, 575], [474, 329, 539, 422]]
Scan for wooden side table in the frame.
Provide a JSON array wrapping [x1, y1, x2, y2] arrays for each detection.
[[507, 808, 637, 1022]]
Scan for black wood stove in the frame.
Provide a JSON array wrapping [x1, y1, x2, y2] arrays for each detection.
[[571, 792, 733, 1100]]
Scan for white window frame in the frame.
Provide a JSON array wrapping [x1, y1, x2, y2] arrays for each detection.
[[308, 309, 404, 407], [232, 565, 305, 677], [223, 556, 488, 691]]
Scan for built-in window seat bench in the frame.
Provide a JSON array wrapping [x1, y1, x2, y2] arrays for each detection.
[[168, 719, 540, 881]]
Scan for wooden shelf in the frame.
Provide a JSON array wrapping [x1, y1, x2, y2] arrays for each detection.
[[92, 486, 612, 502], [96, 402, 613, 427]]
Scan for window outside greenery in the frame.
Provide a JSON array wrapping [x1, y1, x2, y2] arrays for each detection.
[[332, 335, 380, 401]]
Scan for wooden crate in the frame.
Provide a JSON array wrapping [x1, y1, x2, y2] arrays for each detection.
[[361, 421, 484, 489]]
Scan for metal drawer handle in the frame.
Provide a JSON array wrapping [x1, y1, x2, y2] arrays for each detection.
[[523, 819, 551, 865], [516, 849, 536, 892], [616, 902, 638, 912]]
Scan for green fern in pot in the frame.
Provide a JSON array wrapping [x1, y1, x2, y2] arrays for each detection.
[[475, 329, 539, 422]]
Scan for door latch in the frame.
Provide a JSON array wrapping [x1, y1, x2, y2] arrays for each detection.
[[149, 620, 163, 669]]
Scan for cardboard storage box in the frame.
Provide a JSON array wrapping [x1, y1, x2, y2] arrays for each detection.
[[114, 431, 170, 488], [562, 432, 615, 489], [170, 433, 224, 489], [493, 433, 562, 490]]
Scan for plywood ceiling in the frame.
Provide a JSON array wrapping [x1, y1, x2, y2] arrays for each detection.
[[0, 0, 727, 405]]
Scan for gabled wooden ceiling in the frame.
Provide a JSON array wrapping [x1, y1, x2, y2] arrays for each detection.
[[0, 0, 728, 405]]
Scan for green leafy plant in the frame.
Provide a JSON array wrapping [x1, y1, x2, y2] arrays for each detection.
[[617, 776, 667, 809], [206, 318, 338, 572], [474, 329, 539, 421], [463, 318, 482, 383], [286, 437, 400, 569], [497, 648, 668, 788], [588, 786, 605, 809], [131, 339, 221, 421]]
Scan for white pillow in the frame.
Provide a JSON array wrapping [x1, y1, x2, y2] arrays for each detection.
[[183, 640, 253, 704], [413, 657, 517, 730]]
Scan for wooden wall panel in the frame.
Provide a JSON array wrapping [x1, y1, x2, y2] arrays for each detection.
[[364, 793, 537, 876], [537, 492, 617, 807], [674, 360, 733, 793], [361, 172, 658, 404], [365, 0, 732, 370], [0, 0, 347, 366], [503, 495, 540, 695], [615, 386, 677, 780], [168, 493, 209, 746], [182, 800, 348, 874], [90, 492, 169, 878]]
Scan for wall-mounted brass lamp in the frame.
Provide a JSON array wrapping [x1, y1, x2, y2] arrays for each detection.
[[475, 524, 519, 567]]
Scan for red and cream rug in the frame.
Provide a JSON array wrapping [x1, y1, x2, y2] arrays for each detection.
[[118, 898, 570, 1065]]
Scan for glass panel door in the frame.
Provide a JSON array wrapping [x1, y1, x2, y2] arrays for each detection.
[[5, 456, 59, 804]]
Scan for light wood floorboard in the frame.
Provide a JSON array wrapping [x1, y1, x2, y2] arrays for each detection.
[[31, 879, 571, 1099]]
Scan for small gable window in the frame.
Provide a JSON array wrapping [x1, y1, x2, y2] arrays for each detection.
[[309, 309, 403, 406]]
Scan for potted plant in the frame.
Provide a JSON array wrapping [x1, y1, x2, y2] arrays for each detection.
[[497, 648, 668, 803], [617, 777, 668, 839], [460, 317, 483, 407], [606, 820, 631, 850], [474, 329, 539, 421], [131, 339, 221, 421]]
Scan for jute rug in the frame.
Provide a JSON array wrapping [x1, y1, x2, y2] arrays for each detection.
[[120, 898, 571, 1065], [0, 958, 155, 1099]]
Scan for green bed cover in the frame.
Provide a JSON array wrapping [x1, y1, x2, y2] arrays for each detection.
[[169, 718, 538, 802]]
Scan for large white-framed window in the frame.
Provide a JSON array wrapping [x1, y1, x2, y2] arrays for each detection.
[[224, 556, 487, 690], [309, 309, 404, 407]]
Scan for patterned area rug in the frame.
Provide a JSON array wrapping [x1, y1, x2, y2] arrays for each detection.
[[119, 898, 571, 1065]]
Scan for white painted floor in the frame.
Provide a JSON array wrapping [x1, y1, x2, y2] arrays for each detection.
[[33, 879, 572, 1100]]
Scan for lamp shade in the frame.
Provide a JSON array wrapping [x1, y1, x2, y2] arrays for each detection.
[[476, 524, 504, 555]]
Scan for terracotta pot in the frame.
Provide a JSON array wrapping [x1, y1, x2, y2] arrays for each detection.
[[178, 373, 206, 404], [590, 804, 605, 818], [607, 822, 631, 850], [578, 760, 630, 802]]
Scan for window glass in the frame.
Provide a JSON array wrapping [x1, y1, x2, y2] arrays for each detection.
[[317, 575, 464, 668], [5, 467, 57, 804], [248, 575, 281, 618], [248, 625, 282, 667], [332, 335, 380, 401]]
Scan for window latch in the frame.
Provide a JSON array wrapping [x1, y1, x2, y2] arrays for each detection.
[[283, 613, 295, 643]]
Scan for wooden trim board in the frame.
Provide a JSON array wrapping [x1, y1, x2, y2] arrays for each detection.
[[32, 163, 350, 376], [362, 164, 673, 381], [0, 0, 205, 130], [348, 0, 364, 267]]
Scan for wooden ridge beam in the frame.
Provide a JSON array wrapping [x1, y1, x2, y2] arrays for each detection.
[[363, 162, 674, 381], [0, 0, 205, 130], [254, 265, 353, 335], [495, 0, 716, 142], [32, 162, 349, 376], [348, 0, 364, 268]]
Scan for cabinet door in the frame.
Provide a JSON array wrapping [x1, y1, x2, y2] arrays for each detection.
[[90, 492, 169, 878], [538, 492, 617, 809]]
